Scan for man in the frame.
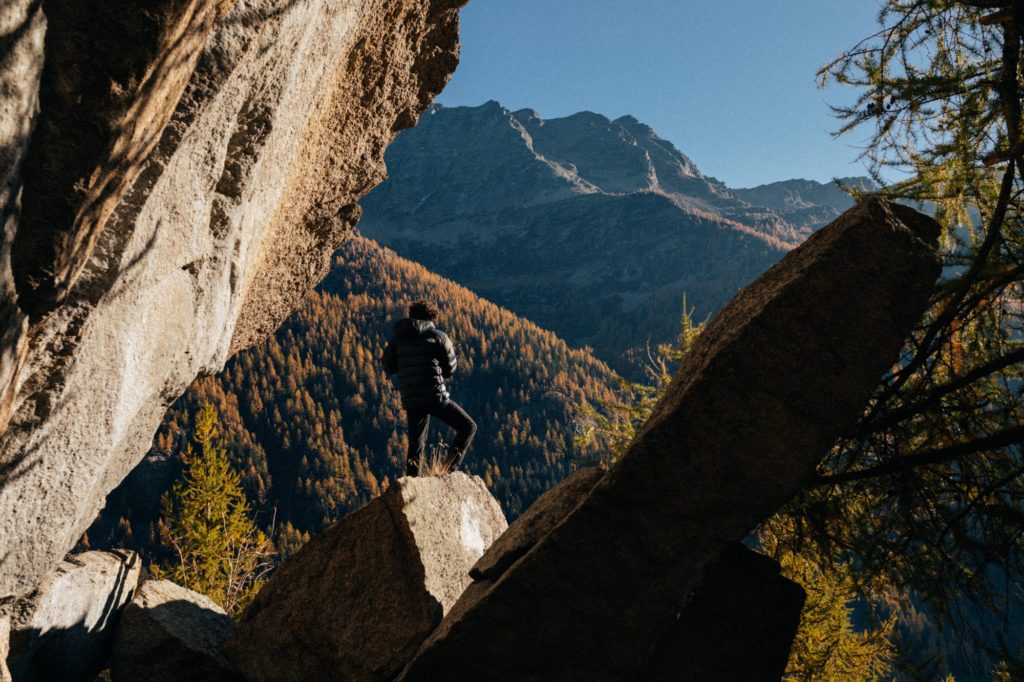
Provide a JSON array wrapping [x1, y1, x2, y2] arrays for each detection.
[[382, 299, 477, 477]]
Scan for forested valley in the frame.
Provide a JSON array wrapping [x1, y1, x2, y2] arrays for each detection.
[[83, 236, 618, 561]]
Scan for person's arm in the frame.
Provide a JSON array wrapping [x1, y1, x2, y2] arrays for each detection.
[[440, 333, 457, 378], [382, 338, 398, 375]]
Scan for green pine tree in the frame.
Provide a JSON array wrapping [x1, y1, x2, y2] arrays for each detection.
[[758, 515, 898, 681], [155, 403, 273, 616]]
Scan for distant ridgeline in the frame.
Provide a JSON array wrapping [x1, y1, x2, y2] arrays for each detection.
[[358, 101, 870, 375], [85, 237, 618, 558]]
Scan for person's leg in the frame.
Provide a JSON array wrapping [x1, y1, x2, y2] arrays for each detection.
[[431, 400, 477, 472], [406, 408, 430, 476]]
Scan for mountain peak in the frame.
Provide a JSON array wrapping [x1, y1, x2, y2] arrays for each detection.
[[512, 107, 542, 123], [359, 101, 873, 376], [381, 101, 868, 245]]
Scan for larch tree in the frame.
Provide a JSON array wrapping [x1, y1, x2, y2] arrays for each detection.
[[796, 0, 1024, 619], [765, 0, 1024, 674], [156, 402, 274, 617]]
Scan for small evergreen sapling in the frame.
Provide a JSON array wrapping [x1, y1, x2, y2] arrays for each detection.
[[155, 403, 274, 616], [573, 298, 706, 465]]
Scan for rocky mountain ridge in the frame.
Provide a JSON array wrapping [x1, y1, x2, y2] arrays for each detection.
[[358, 102, 869, 370], [368, 102, 866, 244]]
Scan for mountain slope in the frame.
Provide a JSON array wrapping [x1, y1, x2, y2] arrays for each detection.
[[86, 236, 618, 557], [358, 102, 862, 371], [732, 177, 865, 234]]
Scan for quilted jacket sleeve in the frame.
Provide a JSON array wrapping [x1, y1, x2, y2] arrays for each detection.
[[438, 332, 457, 378]]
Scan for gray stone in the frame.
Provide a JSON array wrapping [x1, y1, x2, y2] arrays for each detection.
[[471, 466, 604, 581], [0, 614, 10, 682], [109, 579, 239, 682], [0, 0, 467, 600], [224, 471, 507, 682], [641, 543, 805, 682], [0, 0, 42, 437], [398, 199, 942, 681], [7, 550, 140, 682]]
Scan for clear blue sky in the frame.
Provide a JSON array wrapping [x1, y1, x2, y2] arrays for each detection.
[[436, 0, 884, 189]]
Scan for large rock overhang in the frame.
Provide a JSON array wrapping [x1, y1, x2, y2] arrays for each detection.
[[0, 0, 467, 599]]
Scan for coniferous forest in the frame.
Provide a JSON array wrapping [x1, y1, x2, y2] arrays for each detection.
[[86, 236, 618, 559]]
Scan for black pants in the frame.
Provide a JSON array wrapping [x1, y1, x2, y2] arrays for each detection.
[[405, 400, 477, 476]]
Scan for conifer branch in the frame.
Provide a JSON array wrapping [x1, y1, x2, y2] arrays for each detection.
[[979, 10, 1014, 25], [861, 157, 1016, 424], [959, 1, 1011, 9], [857, 346, 1024, 435], [818, 425, 1024, 486]]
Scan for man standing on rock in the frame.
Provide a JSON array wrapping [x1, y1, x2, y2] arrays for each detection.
[[383, 299, 477, 477]]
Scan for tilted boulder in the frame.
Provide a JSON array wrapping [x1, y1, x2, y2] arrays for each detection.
[[6, 550, 140, 682], [398, 199, 943, 680], [223, 472, 507, 682], [470, 466, 605, 582], [0, 0, 467, 600], [469, 467, 805, 680], [110, 579, 240, 682]]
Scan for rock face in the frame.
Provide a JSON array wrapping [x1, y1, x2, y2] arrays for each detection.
[[640, 543, 805, 682], [0, 0, 467, 600], [0, 0, 44, 441], [397, 199, 943, 680], [6, 550, 140, 682], [358, 102, 870, 366], [109, 579, 239, 682], [0, 614, 10, 682], [224, 472, 507, 682]]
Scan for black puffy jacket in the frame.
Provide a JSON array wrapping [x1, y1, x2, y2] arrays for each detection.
[[382, 318, 458, 410]]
